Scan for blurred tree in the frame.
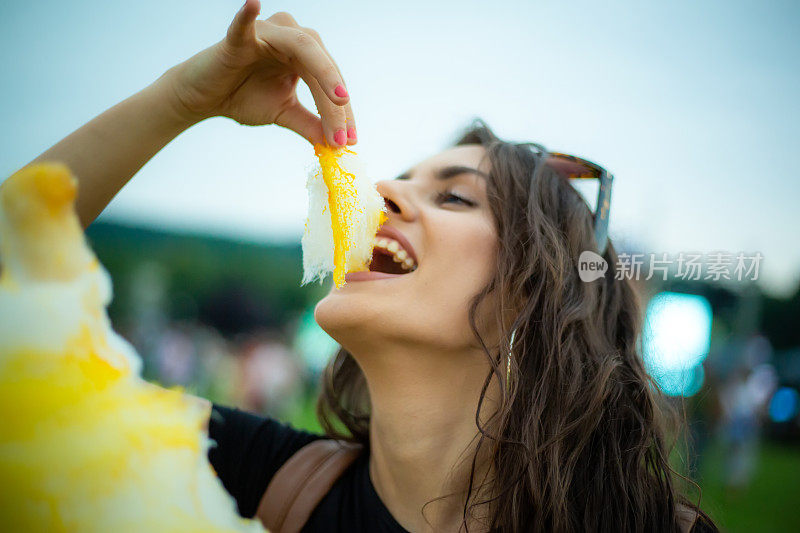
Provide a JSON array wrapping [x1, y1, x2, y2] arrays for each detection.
[[85, 221, 329, 336], [760, 283, 800, 351]]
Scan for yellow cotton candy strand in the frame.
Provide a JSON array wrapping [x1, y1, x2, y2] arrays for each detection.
[[301, 145, 386, 288]]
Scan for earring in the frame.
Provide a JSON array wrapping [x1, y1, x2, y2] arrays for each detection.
[[506, 328, 517, 394]]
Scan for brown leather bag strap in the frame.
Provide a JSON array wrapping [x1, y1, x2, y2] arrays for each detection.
[[256, 439, 364, 533]]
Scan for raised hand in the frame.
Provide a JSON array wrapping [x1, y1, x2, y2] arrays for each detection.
[[165, 0, 356, 147]]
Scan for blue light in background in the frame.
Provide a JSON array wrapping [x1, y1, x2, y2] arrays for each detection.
[[653, 364, 706, 398], [769, 387, 800, 423], [642, 291, 713, 397]]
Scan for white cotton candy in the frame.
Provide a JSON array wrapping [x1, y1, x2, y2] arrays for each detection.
[[301, 162, 335, 285], [301, 146, 385, 288]]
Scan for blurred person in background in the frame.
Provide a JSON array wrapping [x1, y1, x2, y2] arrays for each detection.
[[154, 323, 198, 386], [20, 1, 718, 531], [719, 367, 760, 494], [233, 333, 303, 415], [718, 335, 777, 495]]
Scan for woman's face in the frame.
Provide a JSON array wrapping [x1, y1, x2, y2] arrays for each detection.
[[315, 145, 499, 354]]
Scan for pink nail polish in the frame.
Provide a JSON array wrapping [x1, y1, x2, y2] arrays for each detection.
[[347, 127, 357, 141], [334, 85, 348, 98], [334, 129, 347, 146]]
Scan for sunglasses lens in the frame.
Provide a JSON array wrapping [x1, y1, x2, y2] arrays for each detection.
[[547, 154, 601, 179], [546, 152, 612, 254]]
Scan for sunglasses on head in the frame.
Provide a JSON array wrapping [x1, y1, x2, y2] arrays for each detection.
[[546, 152, 614, 255]]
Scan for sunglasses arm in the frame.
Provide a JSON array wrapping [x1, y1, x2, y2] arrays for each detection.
[[593, 171, 614, 255]]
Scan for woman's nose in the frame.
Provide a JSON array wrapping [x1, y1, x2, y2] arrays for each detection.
[[376, 180, 417, 221]]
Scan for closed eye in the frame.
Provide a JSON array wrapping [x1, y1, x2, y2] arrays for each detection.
[[436, 191, 475, 207]]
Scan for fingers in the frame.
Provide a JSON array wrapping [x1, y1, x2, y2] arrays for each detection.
[[301, 27, 357, 145], [226, 0, 261, 48], [343, 96, 357, 145], [273, 101, 325, 146], [301, 71, 348, 147], [251, 12, 357, 147], [254, 21, 350, 111]]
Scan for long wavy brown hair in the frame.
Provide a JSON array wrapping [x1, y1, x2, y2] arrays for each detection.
[[316, 119, 717, 532]]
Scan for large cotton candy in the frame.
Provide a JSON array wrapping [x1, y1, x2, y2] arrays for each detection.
[[0, 164, 265, 532], [301, 145, 386, 288]]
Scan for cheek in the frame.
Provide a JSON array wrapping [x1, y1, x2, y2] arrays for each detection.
[[414, 224, 497, 337], [430, 220, 497, 290], [434, 241, 494, 294]]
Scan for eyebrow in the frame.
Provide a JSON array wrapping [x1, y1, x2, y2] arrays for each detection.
[[394, 165, 490, 182]]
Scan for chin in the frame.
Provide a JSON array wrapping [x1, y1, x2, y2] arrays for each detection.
[[315, 285, 415, 355], [314, 289, 375, 343]]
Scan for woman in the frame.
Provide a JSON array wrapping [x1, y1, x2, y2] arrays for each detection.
[[27, 1, 717, 531]]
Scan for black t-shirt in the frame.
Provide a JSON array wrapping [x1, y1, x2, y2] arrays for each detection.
[[207, 403, 408, 532], [208, 404, 719, 533]]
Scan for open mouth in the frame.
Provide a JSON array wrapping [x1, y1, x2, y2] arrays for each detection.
[[368, 236, 418, 275]]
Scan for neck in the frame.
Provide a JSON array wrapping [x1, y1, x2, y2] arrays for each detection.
[[353, 340, 498, 532]]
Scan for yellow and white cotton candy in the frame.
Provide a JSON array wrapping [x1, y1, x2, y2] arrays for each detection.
[[0, 164, 265, 532], [302, 145, 386, 288]]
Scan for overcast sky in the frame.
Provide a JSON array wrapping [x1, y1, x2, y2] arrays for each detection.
[[1, 0, 798, 295]]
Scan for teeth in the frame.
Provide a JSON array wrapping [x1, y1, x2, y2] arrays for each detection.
[[373, 236, 417, 271]]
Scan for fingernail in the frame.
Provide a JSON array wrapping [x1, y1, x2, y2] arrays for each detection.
[[334, 129, 347, 146], [347, 127, 357, 141], [334, 85, 348, 98]]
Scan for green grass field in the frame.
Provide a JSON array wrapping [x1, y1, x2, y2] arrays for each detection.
[[695, 441, 800, 532]]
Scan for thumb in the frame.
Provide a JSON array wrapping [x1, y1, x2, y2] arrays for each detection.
[[226, 0, 261, 47], [273, 102, 325, 146]]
